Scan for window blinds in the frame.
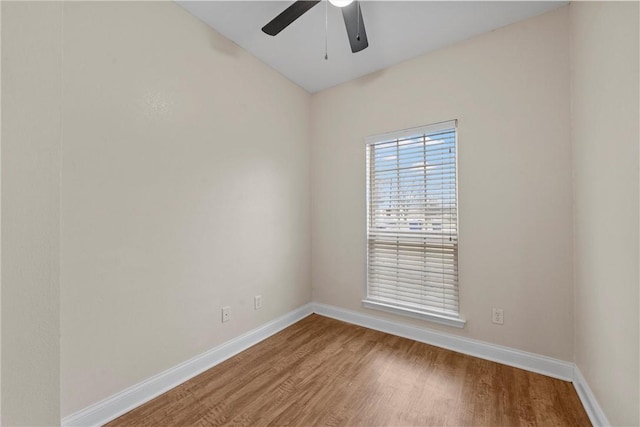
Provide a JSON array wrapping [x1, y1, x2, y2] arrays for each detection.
[[365, 120, 459, 317]]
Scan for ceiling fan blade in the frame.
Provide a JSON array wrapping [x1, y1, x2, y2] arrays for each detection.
[[262, 0, 321, 36], [342, 1, 368, 53]]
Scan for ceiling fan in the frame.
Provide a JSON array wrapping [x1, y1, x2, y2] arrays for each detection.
[[261, 0, 369, 53]]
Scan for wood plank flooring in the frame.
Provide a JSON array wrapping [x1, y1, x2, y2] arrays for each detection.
[[107, 314, 590, 426]]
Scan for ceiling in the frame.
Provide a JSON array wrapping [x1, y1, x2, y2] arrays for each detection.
[[177, 1, 566, 93]]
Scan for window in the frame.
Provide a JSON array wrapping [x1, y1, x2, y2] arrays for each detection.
[[363, 120, 464, 328]]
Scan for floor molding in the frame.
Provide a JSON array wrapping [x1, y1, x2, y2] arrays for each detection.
[[62, 301, 609, 427], [312, 302, 575, 381], [572, 366, 611, 427], [61, 303, 314, 427], [313, 303, 613, 425]]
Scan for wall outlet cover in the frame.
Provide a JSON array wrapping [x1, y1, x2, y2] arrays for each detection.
[[222, 306, 231, 323]]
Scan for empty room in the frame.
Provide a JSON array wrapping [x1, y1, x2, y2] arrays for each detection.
[[1, 0, 638, 426]]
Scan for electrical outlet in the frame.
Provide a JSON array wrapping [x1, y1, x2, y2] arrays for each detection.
[[221, 306, 231, 323], [492, 308, 504, 325], [254, 295, 263, 310]]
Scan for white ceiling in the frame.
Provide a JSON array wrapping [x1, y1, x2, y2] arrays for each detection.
[[177, 1, 566, 93]]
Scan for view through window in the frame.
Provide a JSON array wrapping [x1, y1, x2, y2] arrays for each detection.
[[364, 120, 462, 326]]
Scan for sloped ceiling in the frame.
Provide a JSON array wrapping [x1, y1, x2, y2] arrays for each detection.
[[177, 1, 566, 93]]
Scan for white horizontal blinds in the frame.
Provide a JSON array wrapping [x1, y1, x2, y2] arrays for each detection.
[[366, 122, 458, 316]]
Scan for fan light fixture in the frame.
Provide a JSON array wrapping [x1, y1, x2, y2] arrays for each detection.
[[329, 0, 353, 7], [261, 0, 368, 54]]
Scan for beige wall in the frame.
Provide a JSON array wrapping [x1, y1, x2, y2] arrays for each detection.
[[570, 2, 639, 425], [2, 0, 637, 423], [311, 7, 574, 360], [60, 2, 311, 417], [1, 2, 3, 420], [1, 1, 62, 425]]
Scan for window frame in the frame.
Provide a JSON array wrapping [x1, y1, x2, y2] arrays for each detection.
[[362, 120, 465, 329]]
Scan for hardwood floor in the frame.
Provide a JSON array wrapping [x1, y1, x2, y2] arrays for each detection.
[[107, 314, 590, 426]]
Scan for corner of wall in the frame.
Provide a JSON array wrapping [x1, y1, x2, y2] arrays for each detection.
[[568, 2, 640, 425]]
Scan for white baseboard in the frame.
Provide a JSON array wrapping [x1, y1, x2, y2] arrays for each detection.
[[62, 301, 609, 427], [313, 303, 613, 426], [61, 303, 314, 427], [312, 302, 574, 381], [572, 366, 611, 427]]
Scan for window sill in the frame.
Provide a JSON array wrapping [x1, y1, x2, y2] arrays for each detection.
[[362, 299, 466, 329]]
